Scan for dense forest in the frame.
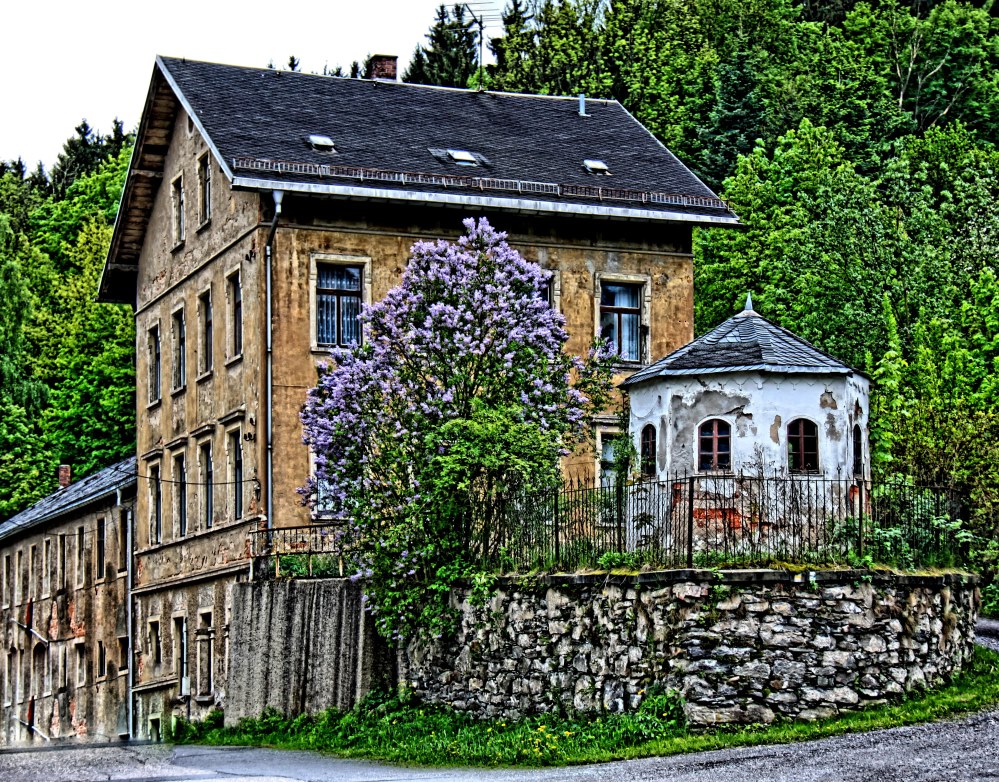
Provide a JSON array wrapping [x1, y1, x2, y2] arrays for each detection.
[[1, 0, 997, 564]]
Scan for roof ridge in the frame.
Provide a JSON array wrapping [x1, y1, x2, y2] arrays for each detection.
[[156, 55, 622, 105]]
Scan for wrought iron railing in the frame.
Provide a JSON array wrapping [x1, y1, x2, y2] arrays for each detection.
[[249, 522, 349, 578], [249, 475, 966, 577], [468, 474, 965, 572]]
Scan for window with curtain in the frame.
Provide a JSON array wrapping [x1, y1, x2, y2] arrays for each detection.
[[316, 264, 363, 347], [599, 282, 641, 362]]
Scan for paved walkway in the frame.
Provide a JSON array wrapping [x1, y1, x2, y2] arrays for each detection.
[[3, 625, 998, 782]]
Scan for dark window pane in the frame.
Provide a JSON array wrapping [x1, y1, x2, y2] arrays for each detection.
[[601, 283, 639, 308], [620, 312, 640, 361], [340, 295, 362, 345]]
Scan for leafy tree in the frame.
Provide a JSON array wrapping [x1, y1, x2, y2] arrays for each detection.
[[694, 119, 895, 367], [43, 220, 135, 477], [403, 4, 479, 87], [0, 215, 51, 519], [30, 144, 130, 272], [301, 218, 612, 640]]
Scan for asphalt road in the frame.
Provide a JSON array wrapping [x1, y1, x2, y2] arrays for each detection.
[[4, 626, 999, 782]]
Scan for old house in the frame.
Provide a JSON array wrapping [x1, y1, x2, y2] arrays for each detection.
[[0, 459, 136, 745], [94, 54, 738, 738]]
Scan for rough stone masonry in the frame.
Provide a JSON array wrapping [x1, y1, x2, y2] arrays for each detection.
[[402, 569, 978, 725]]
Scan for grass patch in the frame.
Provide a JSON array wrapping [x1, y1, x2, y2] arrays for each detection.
[[171, 646, 999, 767]]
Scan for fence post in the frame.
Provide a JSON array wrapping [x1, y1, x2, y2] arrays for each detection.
[[686, 475, 695, 569], [553, 488, 560, 568], [615, 480, 624, 554], [857, 481, 865, 560]]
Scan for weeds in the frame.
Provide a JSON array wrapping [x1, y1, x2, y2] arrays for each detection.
[[171, 647, 999, 767]]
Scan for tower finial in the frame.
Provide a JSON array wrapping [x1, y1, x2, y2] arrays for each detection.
[[745, 292, 754, 311]]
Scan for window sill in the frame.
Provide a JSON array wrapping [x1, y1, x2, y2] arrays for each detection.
[[194, 694, 215, 705], [196, 218, 212, 234], [147, 398, 162, 411], [170, 385, 186, 398], [196, 369, 213, 384], [224, 354, 243, 368], [171, 240, 186, 254]]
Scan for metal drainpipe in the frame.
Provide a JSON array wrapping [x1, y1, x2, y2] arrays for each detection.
[[121, 487, 134, 740], [265, 191, 283, 538]]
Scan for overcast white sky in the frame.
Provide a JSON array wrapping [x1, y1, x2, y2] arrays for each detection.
[[1, 0, 501, 170]]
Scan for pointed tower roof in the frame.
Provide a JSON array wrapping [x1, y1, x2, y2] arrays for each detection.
[[622, 299, 865, 387]]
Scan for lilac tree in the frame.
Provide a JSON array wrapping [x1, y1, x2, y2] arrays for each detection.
[[301, 218, 611, 640]]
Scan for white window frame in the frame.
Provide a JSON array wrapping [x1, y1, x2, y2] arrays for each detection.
[[595, 426, 623, 488], [594, 272, 652, 365], [309, 253, 372, 353]]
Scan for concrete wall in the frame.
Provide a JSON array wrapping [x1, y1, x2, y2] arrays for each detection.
[[628, 371, 871, 479], [0, 491, 134, 745], [402, 570, 978, 726], [225, 579, 387, 724]]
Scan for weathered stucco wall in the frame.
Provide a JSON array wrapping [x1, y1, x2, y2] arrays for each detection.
[[0, 491, 134, 745], [628, 371, 871, 479], [269, 200, 696, 526], [225, 579, 388, 725], [402, 570, 978, 726]]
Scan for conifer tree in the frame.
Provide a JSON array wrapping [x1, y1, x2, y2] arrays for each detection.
[[403, 4, 479, 87]]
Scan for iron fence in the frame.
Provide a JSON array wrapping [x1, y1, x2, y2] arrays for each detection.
[[249, 475, 966, 577], [467, 473, 966, 572]]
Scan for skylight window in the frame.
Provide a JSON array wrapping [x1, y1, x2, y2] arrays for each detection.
[[447, 149, 478, 166], [583, 158, 610, 175], [308, 135, 336, 152]]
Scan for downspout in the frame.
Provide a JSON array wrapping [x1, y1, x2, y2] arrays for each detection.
[[264, 191, 283, 540], [121, 487, 134, 740]]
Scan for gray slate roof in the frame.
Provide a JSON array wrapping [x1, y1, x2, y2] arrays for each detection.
[[158, 56, 739, 225], [622, 303, 863, 387], [0, 457, 136, 543]]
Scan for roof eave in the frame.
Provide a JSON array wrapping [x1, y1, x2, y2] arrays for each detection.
[[230, 176, 743, 225], [621, 365, 858, 387]]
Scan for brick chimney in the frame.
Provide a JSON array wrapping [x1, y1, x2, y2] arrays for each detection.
[[366, 54, 398, 81], [58, 464, 71, 489]]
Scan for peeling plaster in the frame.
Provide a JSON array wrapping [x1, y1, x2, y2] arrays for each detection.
[[770, 415, 783, 444], [820, 390, 838, 410]]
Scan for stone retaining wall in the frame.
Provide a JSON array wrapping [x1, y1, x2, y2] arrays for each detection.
[[401, 570, 978, 725]]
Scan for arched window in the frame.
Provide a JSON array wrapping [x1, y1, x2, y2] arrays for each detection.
[[853, 424, 864, 477], [698, 419, 731, 471], [640, 425, 657, 478], [788, 419, 819, 473]]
